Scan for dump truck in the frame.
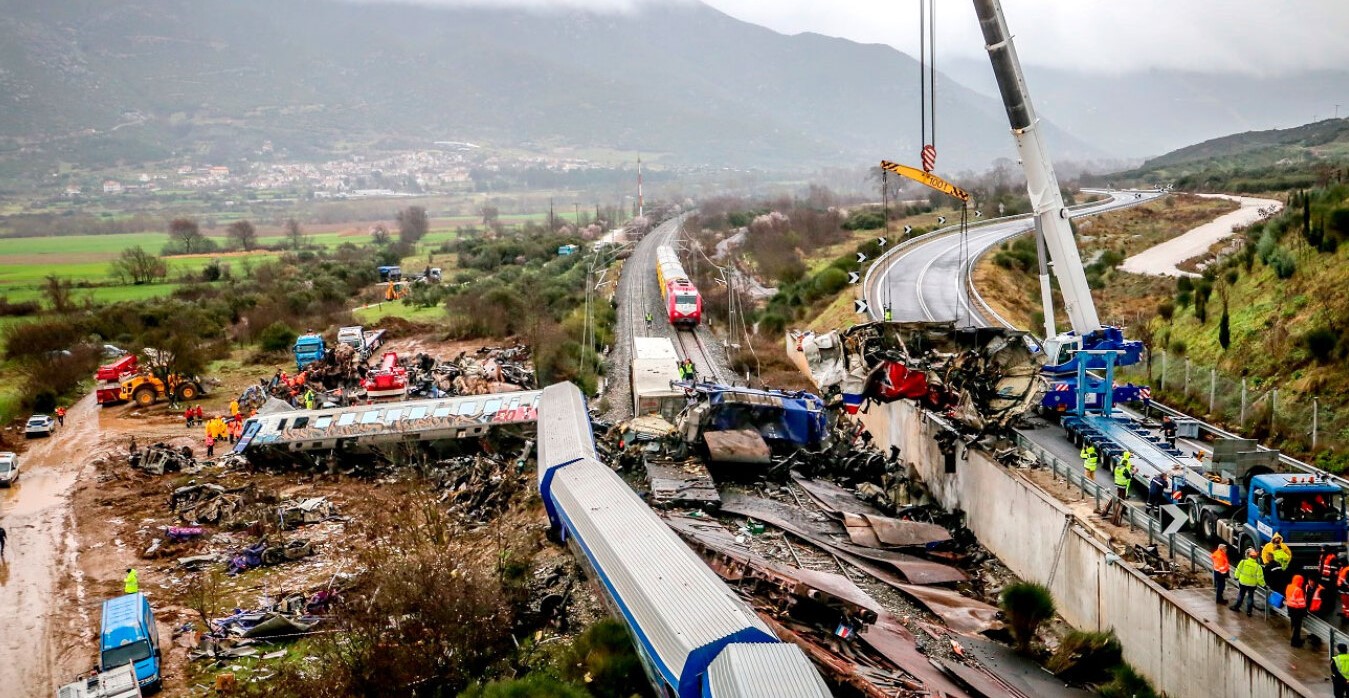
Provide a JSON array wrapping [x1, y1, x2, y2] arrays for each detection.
[[1178, 439, 1347, 570], [95, 355, 139, 406], [120, 373, 204, 407]]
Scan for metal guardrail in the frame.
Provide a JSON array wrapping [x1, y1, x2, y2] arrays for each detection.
[[1017, 431, 1344, 657]]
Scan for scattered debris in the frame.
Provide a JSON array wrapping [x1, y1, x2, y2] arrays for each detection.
[[795, 321, 1043, 433], [704, 429, 772, 464], [129, 443, 197, 475], [644, 458, 720, 508]]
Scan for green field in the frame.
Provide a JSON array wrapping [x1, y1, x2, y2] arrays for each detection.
[[353, 301, 448, 324]]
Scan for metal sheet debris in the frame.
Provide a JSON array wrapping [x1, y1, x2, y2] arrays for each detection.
[[718, 492, 966, 585], [644, 460, 720, 508]]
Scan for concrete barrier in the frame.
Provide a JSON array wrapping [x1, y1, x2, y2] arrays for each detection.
[[782, 336, 1315, 697]]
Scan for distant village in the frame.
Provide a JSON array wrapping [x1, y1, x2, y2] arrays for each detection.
[[66, 143, 615, 200]]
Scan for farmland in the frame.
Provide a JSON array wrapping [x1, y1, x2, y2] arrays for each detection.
[[0, 215, 507, 304]]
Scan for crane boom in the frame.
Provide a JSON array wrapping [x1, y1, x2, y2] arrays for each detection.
[[973, 0, 1100, 335]]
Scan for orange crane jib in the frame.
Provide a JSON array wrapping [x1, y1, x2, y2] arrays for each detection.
[[879, 160, 971, 203]]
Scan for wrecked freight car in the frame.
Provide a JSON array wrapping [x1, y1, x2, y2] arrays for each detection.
[[795, 321, 1043, 432], [673, 383, 829, 460]]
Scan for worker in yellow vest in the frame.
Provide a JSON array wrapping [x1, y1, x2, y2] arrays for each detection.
[[1331, 642, 1349, 698], [124, 567, 139, 594], [1229, 548, 1265, 616], [1080, 444, 1098, 478]]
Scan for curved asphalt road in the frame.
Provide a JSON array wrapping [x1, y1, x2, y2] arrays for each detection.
[[867, 190, 1163, 325]]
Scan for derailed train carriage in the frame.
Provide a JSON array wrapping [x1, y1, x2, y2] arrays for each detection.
[[536, 382, 831, 698]]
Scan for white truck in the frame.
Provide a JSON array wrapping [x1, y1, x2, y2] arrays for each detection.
[[57, 664, 141, 698], [336, 326, 386, 361]]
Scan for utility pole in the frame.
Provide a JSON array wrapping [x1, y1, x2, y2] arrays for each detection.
[[637, 153, 644, 219]]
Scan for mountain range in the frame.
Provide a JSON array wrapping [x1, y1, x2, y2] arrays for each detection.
[[0, 0, 1101, 179]]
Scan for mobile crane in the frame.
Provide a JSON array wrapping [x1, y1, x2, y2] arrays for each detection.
[[977, 0, 1346, 565]]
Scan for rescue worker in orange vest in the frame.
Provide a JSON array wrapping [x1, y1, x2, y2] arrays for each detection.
[[1338, 559, 1349, 625], [54, 405, 66, 427], [1286, 574, 1310, 648], [1211, 544, 1231, 604], [1318, 545, 1342, 616]]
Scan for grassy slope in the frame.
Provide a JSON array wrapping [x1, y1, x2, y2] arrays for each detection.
[[975, 195, 1239, 331]]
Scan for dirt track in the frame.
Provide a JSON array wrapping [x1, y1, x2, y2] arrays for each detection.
[[0, 395, 106, 695]]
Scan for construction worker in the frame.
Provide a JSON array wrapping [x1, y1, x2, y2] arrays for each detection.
[[1230, 548, 1265, 616], [1263, 533, 1293, 590], [54, 405, 65, 427], [0, 525, 6, 562], [883, 305, 893, 322], [123, 567, 138, 594], [1319, 545, 1341, 592], [230, 399, 240, 417], [1334, 643, 1349, 698], [645, 312, 653, 330], [1147, 472, 1168, 515], [1080, 444, 1097, 477], [1161, 415, 1177, 447], [1113, 453, 1133, 500], [1211, 544, 1231, 604], [1286, 574, 1310, 647], [1338, 560, 1349, 626]]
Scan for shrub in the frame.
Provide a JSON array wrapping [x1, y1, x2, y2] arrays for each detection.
[[842, 209, 886, 231], [1303, 326, 1338, 363], [1267, 247, 1296, 279], [1099, 662, 1159, 698], [1170, 339, 1187, 356], [556, 619, 648, 698], [258, 321, 298, 353], [1157, 301, 1175, 322], [813, 267, 849, 296], [999, 582, 1056, 653], [1046, 630, 1122, 684]]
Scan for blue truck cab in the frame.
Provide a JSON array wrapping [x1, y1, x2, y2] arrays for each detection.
[[292, 333, 326, 371], [99, 593, 161, 692], [1245, 474, 1346, 555]]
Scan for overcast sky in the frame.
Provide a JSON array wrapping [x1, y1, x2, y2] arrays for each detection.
[[364, 0, 1349, 76]]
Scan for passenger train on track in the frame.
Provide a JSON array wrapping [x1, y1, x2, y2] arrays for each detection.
[[537, 382, 831, 698], [655, 245, 702, 327]]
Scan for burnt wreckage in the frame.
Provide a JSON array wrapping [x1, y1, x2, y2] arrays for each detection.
[[799, 321, 1043, 433]]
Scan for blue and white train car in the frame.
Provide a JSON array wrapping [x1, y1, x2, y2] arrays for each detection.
[[536, 382, 831, 698]]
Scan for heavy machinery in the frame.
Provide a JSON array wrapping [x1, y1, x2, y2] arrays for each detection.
[[360, 351, 408, 401], [95, 355, 139, 406], [385, 280, 409, 301], [336, 325, 386, 361], [1175, 439, 1346, 569], [120, 373, 204, 407], [973, 0, 1144, 392]]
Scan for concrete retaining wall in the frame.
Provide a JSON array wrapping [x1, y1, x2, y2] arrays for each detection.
[[784, 335, 1312, 696], [862, 399, 1312, 698]]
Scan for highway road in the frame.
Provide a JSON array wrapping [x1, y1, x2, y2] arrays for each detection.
[[867, 190, 1162, 324]]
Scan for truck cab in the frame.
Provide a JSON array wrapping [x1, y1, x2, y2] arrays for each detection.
[[1247, 475, 1346, 557], [292, 333, 326, 371], [99, 593, 161, 692]]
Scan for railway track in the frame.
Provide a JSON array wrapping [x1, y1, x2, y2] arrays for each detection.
[[675, 328, 724, 384]]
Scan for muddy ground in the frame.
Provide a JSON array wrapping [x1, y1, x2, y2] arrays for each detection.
[[0, 331, 562, 697]]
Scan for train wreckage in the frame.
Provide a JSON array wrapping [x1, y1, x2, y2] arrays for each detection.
[[794, 321, 1044, 433]]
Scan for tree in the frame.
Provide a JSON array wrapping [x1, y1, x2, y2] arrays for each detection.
[[397, 206, 429, 245], [227, 220, 258, 251], [284, 218, 306, 249], [168, 217, 207, 254], [371, 224, 391, 245], [480, 205, 500, 226], [111, 246, 168, 285], [1219, 309, 1232, 350], [43, 275, 75, 314]]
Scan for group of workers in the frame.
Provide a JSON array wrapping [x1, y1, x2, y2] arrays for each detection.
[[201, 400, 252, 457], [676, 358, 697, 382]]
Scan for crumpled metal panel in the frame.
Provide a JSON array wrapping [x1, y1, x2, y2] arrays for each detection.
[[705, 643, 832, 698]]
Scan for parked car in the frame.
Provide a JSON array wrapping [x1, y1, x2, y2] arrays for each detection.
[[25, 414, 54, 438], [0, 452, 17, 486], [103, 344, 127, 359]]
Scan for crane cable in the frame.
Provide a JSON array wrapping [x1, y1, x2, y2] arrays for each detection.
[[918, 0, 937, 173]]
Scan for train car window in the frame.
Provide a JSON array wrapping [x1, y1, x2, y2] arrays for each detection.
[[408, 406, 428, 419], [433, 404, 455, 418], [458, 400, 481, 416], [359, 410, 381, 425], [337, 412, 357, 426], [314, 416, 333, 429], [384, 408, 403, 423]]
